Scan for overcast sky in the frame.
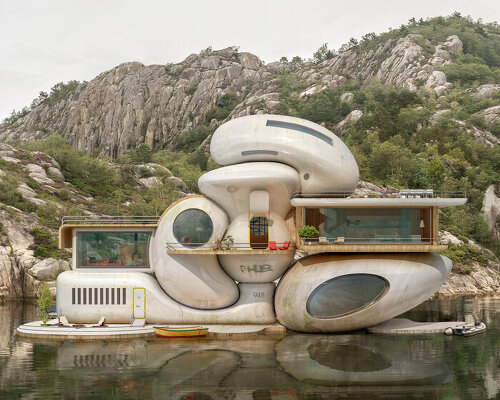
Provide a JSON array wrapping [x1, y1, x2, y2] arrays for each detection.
[[1, 0, 499, 120]]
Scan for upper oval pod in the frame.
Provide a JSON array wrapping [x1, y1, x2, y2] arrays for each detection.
[[210, 114, 359, 195]]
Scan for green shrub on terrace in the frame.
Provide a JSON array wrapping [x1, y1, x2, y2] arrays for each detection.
[[298, 225, 319, 238]]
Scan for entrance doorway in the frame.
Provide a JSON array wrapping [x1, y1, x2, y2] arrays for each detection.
[[249, 216, 269, 249]]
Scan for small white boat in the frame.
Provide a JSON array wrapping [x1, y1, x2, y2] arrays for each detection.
[[444, 322, 486, 337]]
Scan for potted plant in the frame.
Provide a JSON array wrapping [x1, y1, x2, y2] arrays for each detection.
[[221, 235, 234, 250], [298, 225, 319, 245]]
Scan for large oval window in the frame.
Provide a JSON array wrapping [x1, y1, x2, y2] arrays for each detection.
[[173, 209, 213, 248], [306, 274, 388, 318]]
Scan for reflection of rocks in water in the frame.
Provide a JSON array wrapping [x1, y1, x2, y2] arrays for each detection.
[[402, 296, 499, 326], [0, 302, 38, 390], [276, 334, 450, 387], [308, 342, 391, 372]]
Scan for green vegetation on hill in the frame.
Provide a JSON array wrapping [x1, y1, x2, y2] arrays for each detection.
[[17, 133, 216, 219], [1, 13, 499, 261], [269, 74, 499, 255]]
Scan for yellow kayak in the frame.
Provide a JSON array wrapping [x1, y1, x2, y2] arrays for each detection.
[[153, 326, 208, 338]]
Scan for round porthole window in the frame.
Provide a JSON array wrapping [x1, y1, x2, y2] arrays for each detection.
[[303, 173, 310, 180], [306, 274, 388, 318], [173, 209, 213, 248]]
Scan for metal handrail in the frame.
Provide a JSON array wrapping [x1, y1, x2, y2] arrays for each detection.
[[165, 242, 295, 250], [62, 216, 160, 225], [299, 237, 437, 243], [292, 190, 467, 198]]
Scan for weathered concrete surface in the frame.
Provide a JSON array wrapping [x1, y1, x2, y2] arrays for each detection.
[[275, 253, 452, 333], [368, 318, 465, 334]]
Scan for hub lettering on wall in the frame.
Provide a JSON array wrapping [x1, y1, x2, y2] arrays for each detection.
[[240, 264, 273, 274]]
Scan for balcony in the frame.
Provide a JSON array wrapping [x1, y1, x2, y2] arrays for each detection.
[[165, 242, 295, 255], [296, 237, 447, 253]]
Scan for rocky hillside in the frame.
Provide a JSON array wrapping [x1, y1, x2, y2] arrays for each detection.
[[0, 140, 497, 300], [0, 14, 499, 299], [2, 19, 499, 155], [0, 141, 194, 300]]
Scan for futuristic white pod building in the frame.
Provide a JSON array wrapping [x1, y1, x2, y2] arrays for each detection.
[[57, 114, 466, 332]]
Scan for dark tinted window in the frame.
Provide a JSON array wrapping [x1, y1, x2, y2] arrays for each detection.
[[173, 209, 213, 248], [76, 231, 151, 268], [266, 120, 333, 146], [307, 274, 388, 318]]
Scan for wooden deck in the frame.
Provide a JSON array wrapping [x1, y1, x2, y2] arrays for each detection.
[[296, 243, 447, 253]]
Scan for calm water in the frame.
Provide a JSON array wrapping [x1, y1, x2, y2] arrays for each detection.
[[0, 296, 498, 399]]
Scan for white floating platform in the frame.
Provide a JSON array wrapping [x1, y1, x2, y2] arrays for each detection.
[[17, 320, 286, 340], [368, 318, 466, 334]]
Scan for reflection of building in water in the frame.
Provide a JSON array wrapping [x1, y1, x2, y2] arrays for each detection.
[[276, 335, 450, 387], [48, 334, 460, 399], [55, 114, 466, 332]]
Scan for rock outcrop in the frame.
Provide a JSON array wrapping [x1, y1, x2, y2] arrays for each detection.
[[482, 185, 500, 240], [0, 145, 191, 300], [0, 35, 467, 157]]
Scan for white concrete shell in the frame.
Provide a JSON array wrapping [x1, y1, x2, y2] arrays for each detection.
[[199, 162, 298, 282], [151, 196, 239, 309], [210, 115, 359, 194], [218, 254, 294, 283], [274, 253, 452, 333], [56, 271, 276, 324], [198, 162, 300, 220]]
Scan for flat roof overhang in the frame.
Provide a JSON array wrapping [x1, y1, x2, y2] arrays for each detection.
[[291, 198, 467, 208], [59, 224, 157, 249]]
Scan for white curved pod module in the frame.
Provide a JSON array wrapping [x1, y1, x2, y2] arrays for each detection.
[[274, 253, 452, 333], [151, 196, 239, 309], [199, 162, 298, 282], [210, 115, 359, 195], [198, 162, 300, 220], [57, 271, 276, 324]]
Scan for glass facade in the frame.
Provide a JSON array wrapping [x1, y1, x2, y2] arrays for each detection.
[[77, 231, 151, 268], [173, 209, 213, 248], [306, 274, 388, 318], [304, 207, 432, 243]]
